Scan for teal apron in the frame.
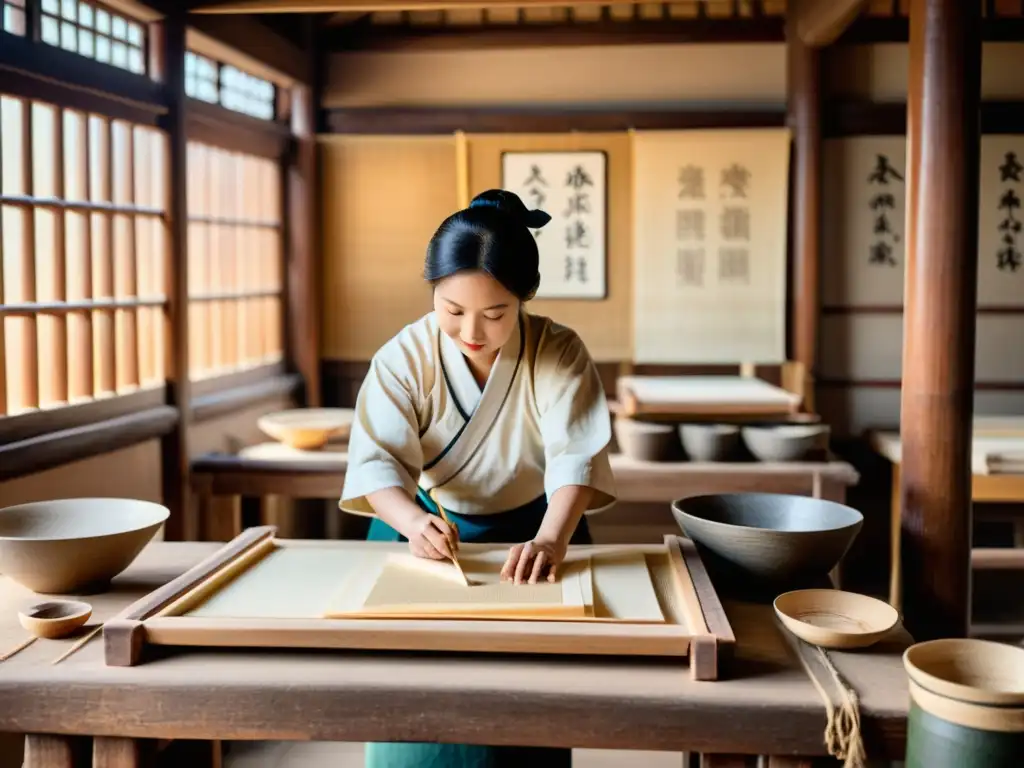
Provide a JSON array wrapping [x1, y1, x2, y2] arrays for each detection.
[[365, 490, 590, 768]]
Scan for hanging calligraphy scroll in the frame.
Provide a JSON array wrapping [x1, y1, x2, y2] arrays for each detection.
[[501, 150, 608, 300], [820, 136, 907, 308], [631, 129, 791, 364], [979, 136, 1024, 307]]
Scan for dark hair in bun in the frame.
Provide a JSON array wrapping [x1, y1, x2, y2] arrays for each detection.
[[424, 189, 551, 301]]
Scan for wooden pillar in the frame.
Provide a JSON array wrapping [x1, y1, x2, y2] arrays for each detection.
[[158, 11, 192, 541], [899, 0, 981, 640], [286, 20, 321, 408], [786, 15, 821, 414]]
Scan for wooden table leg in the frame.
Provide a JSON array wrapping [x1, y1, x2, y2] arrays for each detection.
[[93, 737, 156, 768], [889, 463, 902, 609], [767, 758, 814, 768], [23, 735, 87, 768]]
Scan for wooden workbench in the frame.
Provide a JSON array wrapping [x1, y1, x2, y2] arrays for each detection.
[[0, 540, 910, 766], [869, 430, 1024, 610], [190, 445, 860, 543]]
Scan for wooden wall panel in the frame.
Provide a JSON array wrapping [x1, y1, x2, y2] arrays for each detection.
[[825, 42, 1024, 102], [320, 135, 458, 360], [323, 43, 787, 108], [820, 314, 1024, 383], [466, 132, 632, 361], [820, 132, 1024, 436]]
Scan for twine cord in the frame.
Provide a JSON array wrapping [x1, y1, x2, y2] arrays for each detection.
[[783, 629, 867, 768]]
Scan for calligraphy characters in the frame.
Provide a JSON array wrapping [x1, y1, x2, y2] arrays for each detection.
[[867, 154, 904, 267], [718, 163, 751, 284], [562, 165, 592, 284], [521, 165, 548, 239], [997, 151, 1023, 273], [676, 165, 705, 286]]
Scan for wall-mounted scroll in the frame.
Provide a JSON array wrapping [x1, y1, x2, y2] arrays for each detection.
[[631, 129, 790, 364], [980, 136, 1024, 306], [821, 137, 907, 308], [501, 150, 607, 300]]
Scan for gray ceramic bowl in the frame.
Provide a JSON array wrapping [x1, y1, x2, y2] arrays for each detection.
[[678, 424, 740, 462], [741, 424, 830, 462], [613, 418, 680, 462], [671, 493, 863, 585]]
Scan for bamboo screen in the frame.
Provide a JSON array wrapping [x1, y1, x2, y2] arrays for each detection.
[[0, 95, 168, 417], [186, 142, 283, 381]]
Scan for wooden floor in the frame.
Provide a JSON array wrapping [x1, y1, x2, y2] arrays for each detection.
[[224, 741, 686, 767]]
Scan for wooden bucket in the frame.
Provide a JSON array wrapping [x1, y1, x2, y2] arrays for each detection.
[[903, 638, 1024, 767]]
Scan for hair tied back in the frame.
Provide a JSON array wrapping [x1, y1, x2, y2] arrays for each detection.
[[469, 189, 552, 231]]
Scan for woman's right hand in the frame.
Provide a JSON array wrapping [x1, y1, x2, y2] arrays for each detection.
[[406, 513, 459, 561]]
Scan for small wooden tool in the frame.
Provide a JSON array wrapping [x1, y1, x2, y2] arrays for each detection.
[[428, 489, 471, 587]]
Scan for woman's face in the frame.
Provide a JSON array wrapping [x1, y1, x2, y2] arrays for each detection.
[[433, 271, 520, 362]]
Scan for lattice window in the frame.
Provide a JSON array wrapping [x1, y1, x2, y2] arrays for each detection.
[[0, 94, 168, 417], [187, 142, 282, 381], [185, 50, 277, 121], [39, 0, 147, 75], [2, 0, 26, 35]]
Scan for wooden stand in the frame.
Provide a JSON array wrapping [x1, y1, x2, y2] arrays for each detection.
[[104, 528, 735, 680]]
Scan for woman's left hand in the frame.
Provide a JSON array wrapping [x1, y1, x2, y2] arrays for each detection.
[[501, 538, 567, 584]]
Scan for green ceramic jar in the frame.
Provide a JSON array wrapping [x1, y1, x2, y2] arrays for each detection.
[[904, 639, 1024, 768]]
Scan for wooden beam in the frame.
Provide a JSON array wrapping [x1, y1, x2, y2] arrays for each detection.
[[790, 0, 869, 47], [786, 16, 821, 414], [192, 0, 637, 13], [158, 12, 193, 543], [898, 0, 982, 641], [321, 106, 788, 135], [186, 15, 311, 85]]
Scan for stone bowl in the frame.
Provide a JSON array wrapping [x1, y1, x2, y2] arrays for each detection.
[[741, 424, 830, 462], [257, 407, 354, 450], [678, 424, 741, 462], [670, 492, 863, 588], [0, 498, 169, 594], [613, 417, 680, 462]]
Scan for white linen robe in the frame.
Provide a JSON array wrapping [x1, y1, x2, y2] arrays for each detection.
[[339, 310, 616, 518]]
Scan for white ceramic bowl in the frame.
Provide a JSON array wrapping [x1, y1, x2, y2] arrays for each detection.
[[257, 408, 354, 450], [0, 498, 169, 594]]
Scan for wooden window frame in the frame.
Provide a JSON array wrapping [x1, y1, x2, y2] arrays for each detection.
[[1, 8, 318, 491]]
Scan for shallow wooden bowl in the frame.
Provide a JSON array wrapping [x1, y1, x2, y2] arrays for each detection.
[[18, 599, 92, 639], [774, 589, 899, 649], [679, 424, 740, 462], [671, 493, 863, 585], [904, 638, 1024, 706], [257, 408, 354, 450], [613, 417, 680, 462], [0, 498, 169, 594], [741, 424, 830, 462]]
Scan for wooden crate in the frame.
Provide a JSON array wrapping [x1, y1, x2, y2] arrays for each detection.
[[103, 527, 736, 680]]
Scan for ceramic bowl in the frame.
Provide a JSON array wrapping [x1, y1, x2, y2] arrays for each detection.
[[774, 589, 899, 650], [0, 498, 169, 594], [613, 417, 680, 462], [18, 599, 93, 639], [671, 492, 863, 586], [741, 424, 830, 462], [678, 424, 741, 462], [904, 638, 1024, 706], [257, 408, 354, 450]]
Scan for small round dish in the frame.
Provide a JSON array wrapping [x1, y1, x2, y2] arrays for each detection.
[[18, 599, 93, 639], [774, 589, 899, 650]]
